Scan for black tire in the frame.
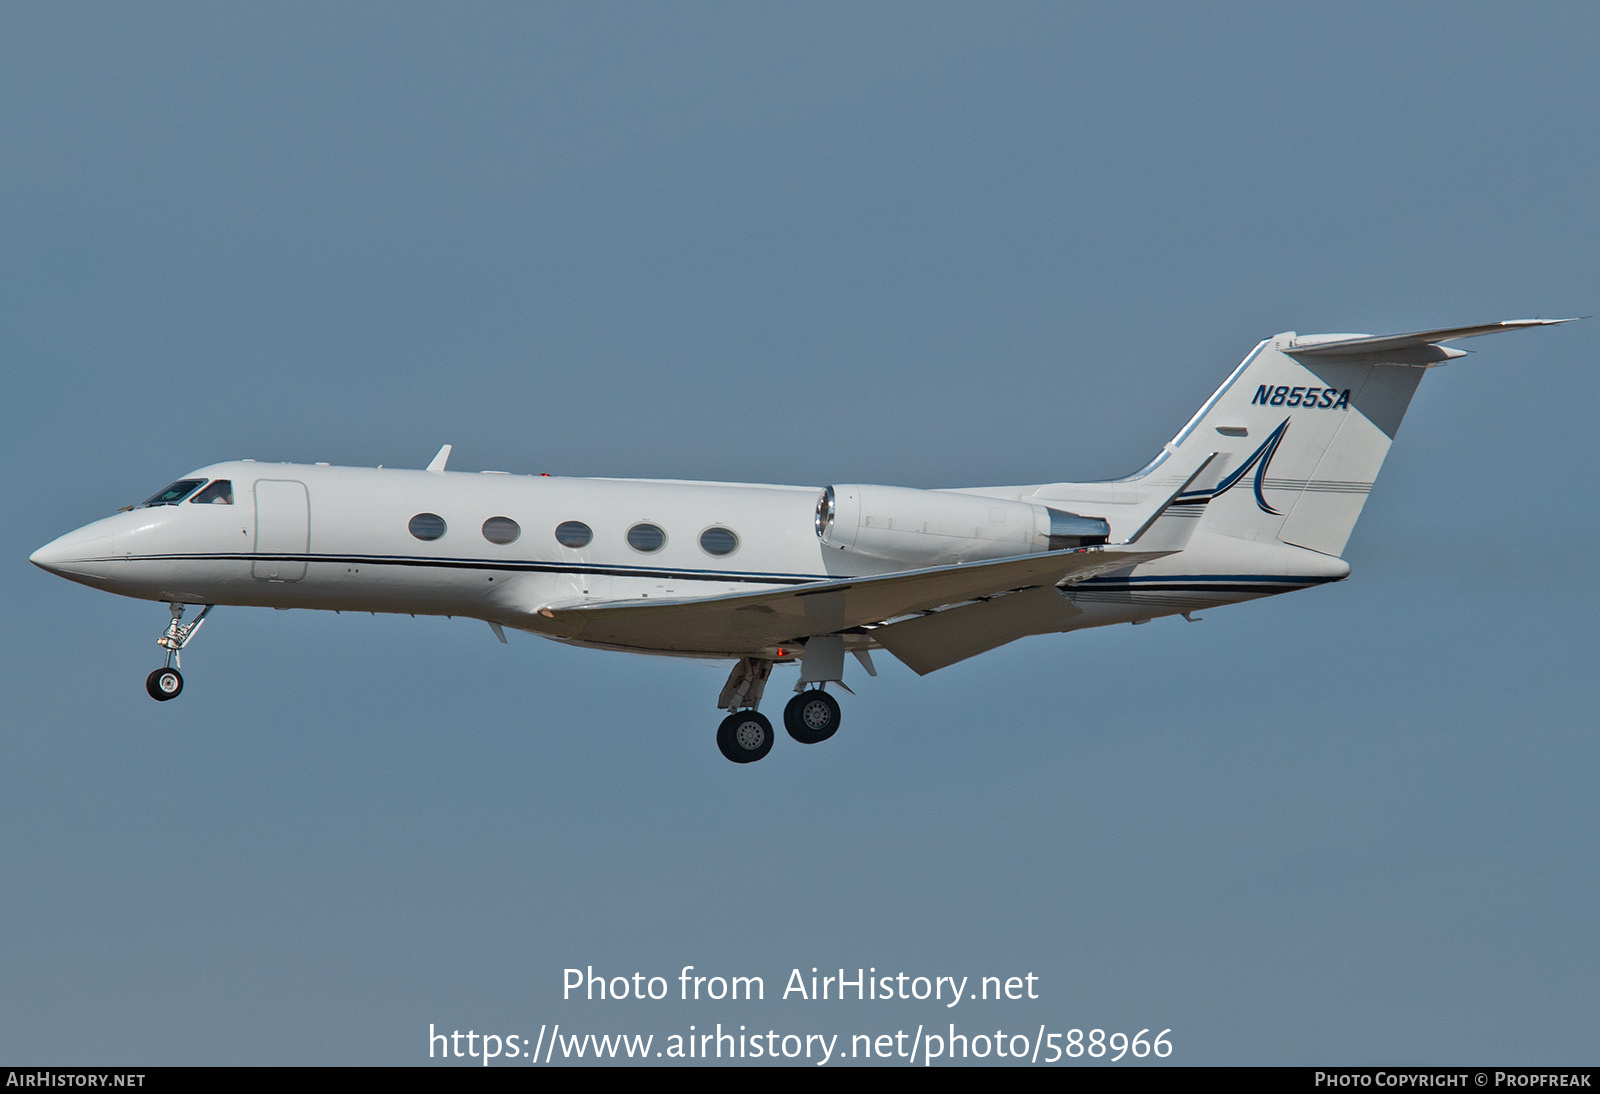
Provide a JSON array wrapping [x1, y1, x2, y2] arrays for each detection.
[[146, 667, 183, 701], [784, 690, 841, 744], [716, 711, 774, 763]]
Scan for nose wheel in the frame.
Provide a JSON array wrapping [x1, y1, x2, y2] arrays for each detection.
[[146, 668, 183, 701], [146, 602, 212, 702]]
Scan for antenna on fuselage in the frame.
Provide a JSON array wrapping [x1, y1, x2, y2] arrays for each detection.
[[426, 444, 452, 472]]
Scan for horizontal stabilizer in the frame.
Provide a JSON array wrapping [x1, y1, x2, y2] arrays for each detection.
[[1284, 319, 1575, 361]]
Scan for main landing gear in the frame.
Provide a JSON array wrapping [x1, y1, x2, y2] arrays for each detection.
[[146, 602, 212, 702], [713, 654, 850, 764]]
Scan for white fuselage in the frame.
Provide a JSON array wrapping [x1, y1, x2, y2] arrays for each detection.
[[31, 459, 1343, 661]]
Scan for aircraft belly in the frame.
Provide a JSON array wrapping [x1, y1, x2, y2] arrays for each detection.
[[1060, 584, 1275, 620], [514, 581, 807, 655], [90, 556, 254, 603], [122, 557, 541, 617], [296, 560, 529, 615]]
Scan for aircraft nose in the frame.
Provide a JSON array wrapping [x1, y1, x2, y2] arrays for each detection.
[[31, 524, 114, 577]]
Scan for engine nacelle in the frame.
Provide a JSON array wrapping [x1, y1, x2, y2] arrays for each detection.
[[815, 485, 1108, 567]]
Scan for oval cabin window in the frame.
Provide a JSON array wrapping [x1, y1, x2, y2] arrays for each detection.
[[408, 513, 447, 541], [627, 523, 666, 553], [699, 527, 738, 556], [554, 521, 593, 548], [482, 516, 520, 544]]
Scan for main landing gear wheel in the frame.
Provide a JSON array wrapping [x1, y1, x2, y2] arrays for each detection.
[[784, 689, 841, 744], [146, 668, 183, 701], [717, 711, 774, 764]]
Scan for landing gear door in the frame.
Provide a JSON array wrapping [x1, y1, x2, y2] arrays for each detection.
[[252, 479, 309, 581]]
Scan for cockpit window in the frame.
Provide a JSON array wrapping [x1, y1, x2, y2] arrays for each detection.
[[189, 479, 234, 505], [136, 479, 206, 508]]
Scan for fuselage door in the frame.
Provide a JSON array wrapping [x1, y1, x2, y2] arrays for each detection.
[[252, 479, 309, 581]]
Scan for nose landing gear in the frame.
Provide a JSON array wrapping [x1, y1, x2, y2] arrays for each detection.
[[146, 602, 212, 702]]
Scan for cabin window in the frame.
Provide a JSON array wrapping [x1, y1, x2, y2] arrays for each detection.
[[482, 516, 520, 545], [699, 526, 738, 557], [627, 522, 666, 553], [408, 513, 447, 541], [554, 521, 593, 548], [136, 479, 205, 508], [189, 479, 234, 505]]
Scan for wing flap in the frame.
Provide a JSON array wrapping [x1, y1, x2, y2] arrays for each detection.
[[870, 586, 1083, 675]]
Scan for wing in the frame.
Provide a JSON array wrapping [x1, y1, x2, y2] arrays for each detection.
[[528, 544, 1176, 656], [859, 470, 1222, 674]]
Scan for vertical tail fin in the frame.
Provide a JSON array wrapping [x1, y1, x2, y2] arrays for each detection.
[[1159, 320, 1571, 557]]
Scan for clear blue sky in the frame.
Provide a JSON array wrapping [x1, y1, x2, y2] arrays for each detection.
[[4, 2, 1596, 1065]]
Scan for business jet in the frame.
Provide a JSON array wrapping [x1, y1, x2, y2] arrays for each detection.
[[31, 319, 1567, 762]]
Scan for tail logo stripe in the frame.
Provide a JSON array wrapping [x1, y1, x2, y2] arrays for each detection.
[[1176, 418, 1291, 514]]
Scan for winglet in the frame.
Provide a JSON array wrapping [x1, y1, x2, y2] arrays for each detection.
[[427, 444, 452, 472]]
